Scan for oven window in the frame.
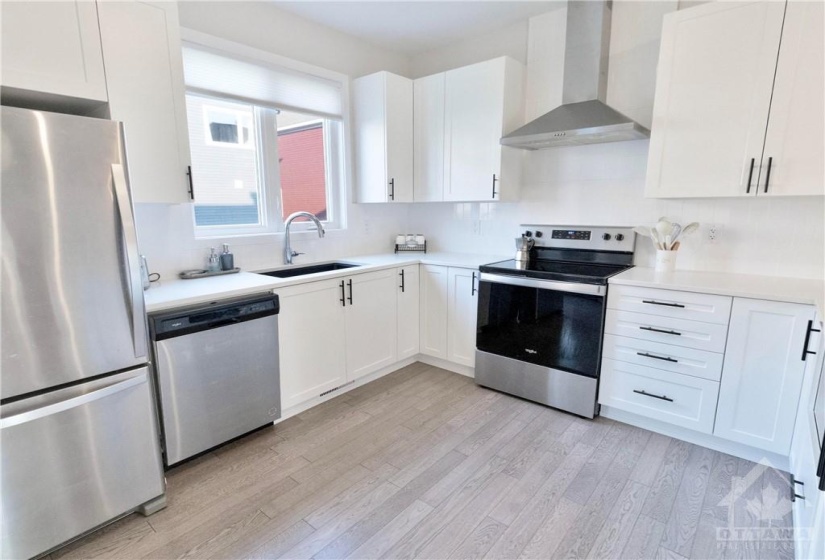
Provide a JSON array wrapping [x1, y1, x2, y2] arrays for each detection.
[[476, 281, 605, 377]]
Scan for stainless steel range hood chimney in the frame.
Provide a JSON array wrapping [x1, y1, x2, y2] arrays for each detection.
[[501, 1, 650, 150]]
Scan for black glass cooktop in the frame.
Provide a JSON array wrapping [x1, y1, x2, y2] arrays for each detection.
[[479, 259, 632, 285]]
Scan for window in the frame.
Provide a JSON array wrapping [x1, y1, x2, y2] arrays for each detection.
[[182, 44, 346, 237]]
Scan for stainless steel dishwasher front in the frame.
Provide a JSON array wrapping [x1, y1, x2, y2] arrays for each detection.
[[150, 293, 280, 466]]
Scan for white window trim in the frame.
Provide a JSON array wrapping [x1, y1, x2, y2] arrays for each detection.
[[182, 28, 351, 239]]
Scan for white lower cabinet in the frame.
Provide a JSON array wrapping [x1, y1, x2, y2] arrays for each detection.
[[397, 265, 420, 360], [277, 268, 398, 409], [600, 358, 720, 434], [277, 278, 348, 410], [420, 265, 449, 359], [344, 269, 398, 381], [447, 267, 479, 367], [714, 298, 815, 455], [419, 265, 478, 368]]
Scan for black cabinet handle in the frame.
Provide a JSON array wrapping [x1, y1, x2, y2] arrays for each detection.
[[471, 272, 477, 296], [339, 280, 346, 307], [642, 300, 685, 308], [817, 431, 825, 491], [347, 279, 353, 304], [801, 320, 821, 361], [637, 352, 678, 363], [633, 389, 673, 402], [790, 476, 805, 502], [492, 174, 498, 199], [745, 158, 755, 194], [640, 326, 682, 336], [389, 178, 395, 201], [186, 165, 195, 200], [763, 156, 773, 193], [399, 269, 405, 292]]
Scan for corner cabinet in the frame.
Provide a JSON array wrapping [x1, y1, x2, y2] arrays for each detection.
[[646, 1, 824, 198], [352, 71, 414, 203], [443, 57, 524, 202], [344, 269, 398, 381], [97, 1, 193, 204], [0, 1, 108, 103], [714, 298, 815, 455]]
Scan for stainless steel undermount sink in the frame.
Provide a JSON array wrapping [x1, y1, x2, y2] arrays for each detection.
[[258, 262, 361, 279]]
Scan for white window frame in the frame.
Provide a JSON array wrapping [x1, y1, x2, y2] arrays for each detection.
[[183, 29, 350, 240]]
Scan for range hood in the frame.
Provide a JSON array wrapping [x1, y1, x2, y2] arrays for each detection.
[[501, 1, 650, 150]]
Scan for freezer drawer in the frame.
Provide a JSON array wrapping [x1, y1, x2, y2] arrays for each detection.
[[1, 367, 165, 560], [154, 314, 280, 466]]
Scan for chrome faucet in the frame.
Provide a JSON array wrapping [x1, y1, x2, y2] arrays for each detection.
[[284, 211, 325, 264]]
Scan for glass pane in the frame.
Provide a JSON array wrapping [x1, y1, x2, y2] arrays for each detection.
[[186, 94, 262, 228], [276, 110, 328, 222]]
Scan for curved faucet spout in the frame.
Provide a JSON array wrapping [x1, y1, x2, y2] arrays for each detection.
[[284, 211, 325, 264]]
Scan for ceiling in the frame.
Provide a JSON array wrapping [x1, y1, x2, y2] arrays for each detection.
[[272, 2, 563, 55]]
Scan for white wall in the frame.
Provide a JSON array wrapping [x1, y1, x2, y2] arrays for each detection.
[[136, 2, 412, 280], [404, 0, 824, 279]]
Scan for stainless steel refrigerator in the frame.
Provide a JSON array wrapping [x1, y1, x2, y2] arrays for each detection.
[[1, 106, 166, 559]]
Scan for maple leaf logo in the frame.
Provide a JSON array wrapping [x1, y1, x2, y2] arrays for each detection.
[[753, 484, 792, 522]]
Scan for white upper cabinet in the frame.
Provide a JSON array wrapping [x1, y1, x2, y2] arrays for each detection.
[[443, 57, 524, 202], [646, 2, 786, 198], [413, 73, 446, 202], [352, 71, 414, 203], [97, 1, 192, 204], [714, 298, 815, 455], [1, 1, 108, 103], [759, 0, 824, 196]]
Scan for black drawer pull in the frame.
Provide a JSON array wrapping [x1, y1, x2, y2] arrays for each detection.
[[640, 326, 682, 336], [637, 352, 678, 363], [642, 300, 685, 308], [801, 319, 821, 361], [339, 280, 346, 307], [399, 269, 405, 292], [347, 279, 353, 304], [745, 157, 755, 194], [633, 389, 674, 402]]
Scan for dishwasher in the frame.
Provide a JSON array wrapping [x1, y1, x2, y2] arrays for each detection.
[[150, 293, 280, 466]]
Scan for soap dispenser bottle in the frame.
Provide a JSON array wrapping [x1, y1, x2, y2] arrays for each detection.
[[220, 243, 234, 271], [207, 247, 221, 272]]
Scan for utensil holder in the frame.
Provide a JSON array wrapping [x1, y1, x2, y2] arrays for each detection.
[[655, 250, 677, 272]]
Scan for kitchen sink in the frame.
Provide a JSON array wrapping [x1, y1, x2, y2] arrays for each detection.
[[258, 262, 361, 278]]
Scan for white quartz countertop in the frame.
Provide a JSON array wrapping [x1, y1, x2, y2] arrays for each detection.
[[144, 251, 508, 313], [610, 267, 825, 317]]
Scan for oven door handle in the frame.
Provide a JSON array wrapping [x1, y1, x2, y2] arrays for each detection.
[[479, 272, 605, 296]]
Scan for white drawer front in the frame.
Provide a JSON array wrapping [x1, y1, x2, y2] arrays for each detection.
[[608, 285, 732, 325], [605, 309, 729, 353], [598, 358, 720, 433], [602, 334, 724, 381]]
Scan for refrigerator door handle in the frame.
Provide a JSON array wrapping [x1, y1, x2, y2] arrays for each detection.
[[112, 163, 146, 359], [1, 372, 146, 429]]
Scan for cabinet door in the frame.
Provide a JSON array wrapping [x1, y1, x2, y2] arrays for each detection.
[[352, 71, 413, 203], [1, 1, 107, 102], [714, 299, 815, 454], [345, 269, 398, 381], [447, 268, 479, 367], [645, 2, 786, 198], [759, 1, 824, 197], [413, 73, 446, 201], [276, 280, 347, 410], [420, 265, 449, 359], [397, 265, 420, 360], [97, 1, 192, 204], [444, 59, 505, 202]]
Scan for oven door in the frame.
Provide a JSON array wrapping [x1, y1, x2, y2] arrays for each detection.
[[476, 273, 607, 378]]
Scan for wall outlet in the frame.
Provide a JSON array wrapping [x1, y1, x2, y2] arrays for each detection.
[[707, 223, 723, 243]]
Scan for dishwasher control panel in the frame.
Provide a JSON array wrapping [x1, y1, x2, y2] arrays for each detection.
[[150, 294, 279, 341]]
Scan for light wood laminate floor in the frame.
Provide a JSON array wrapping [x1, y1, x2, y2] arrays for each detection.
[[52, 363, 794, 559]]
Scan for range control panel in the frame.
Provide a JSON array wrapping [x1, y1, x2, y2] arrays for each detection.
[[520, 225, 636, 252]]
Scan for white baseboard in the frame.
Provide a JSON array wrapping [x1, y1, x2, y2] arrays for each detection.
[[416, 354, 475, 378], [277, 356, 418, 422], [601, 405, 790, 471]]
